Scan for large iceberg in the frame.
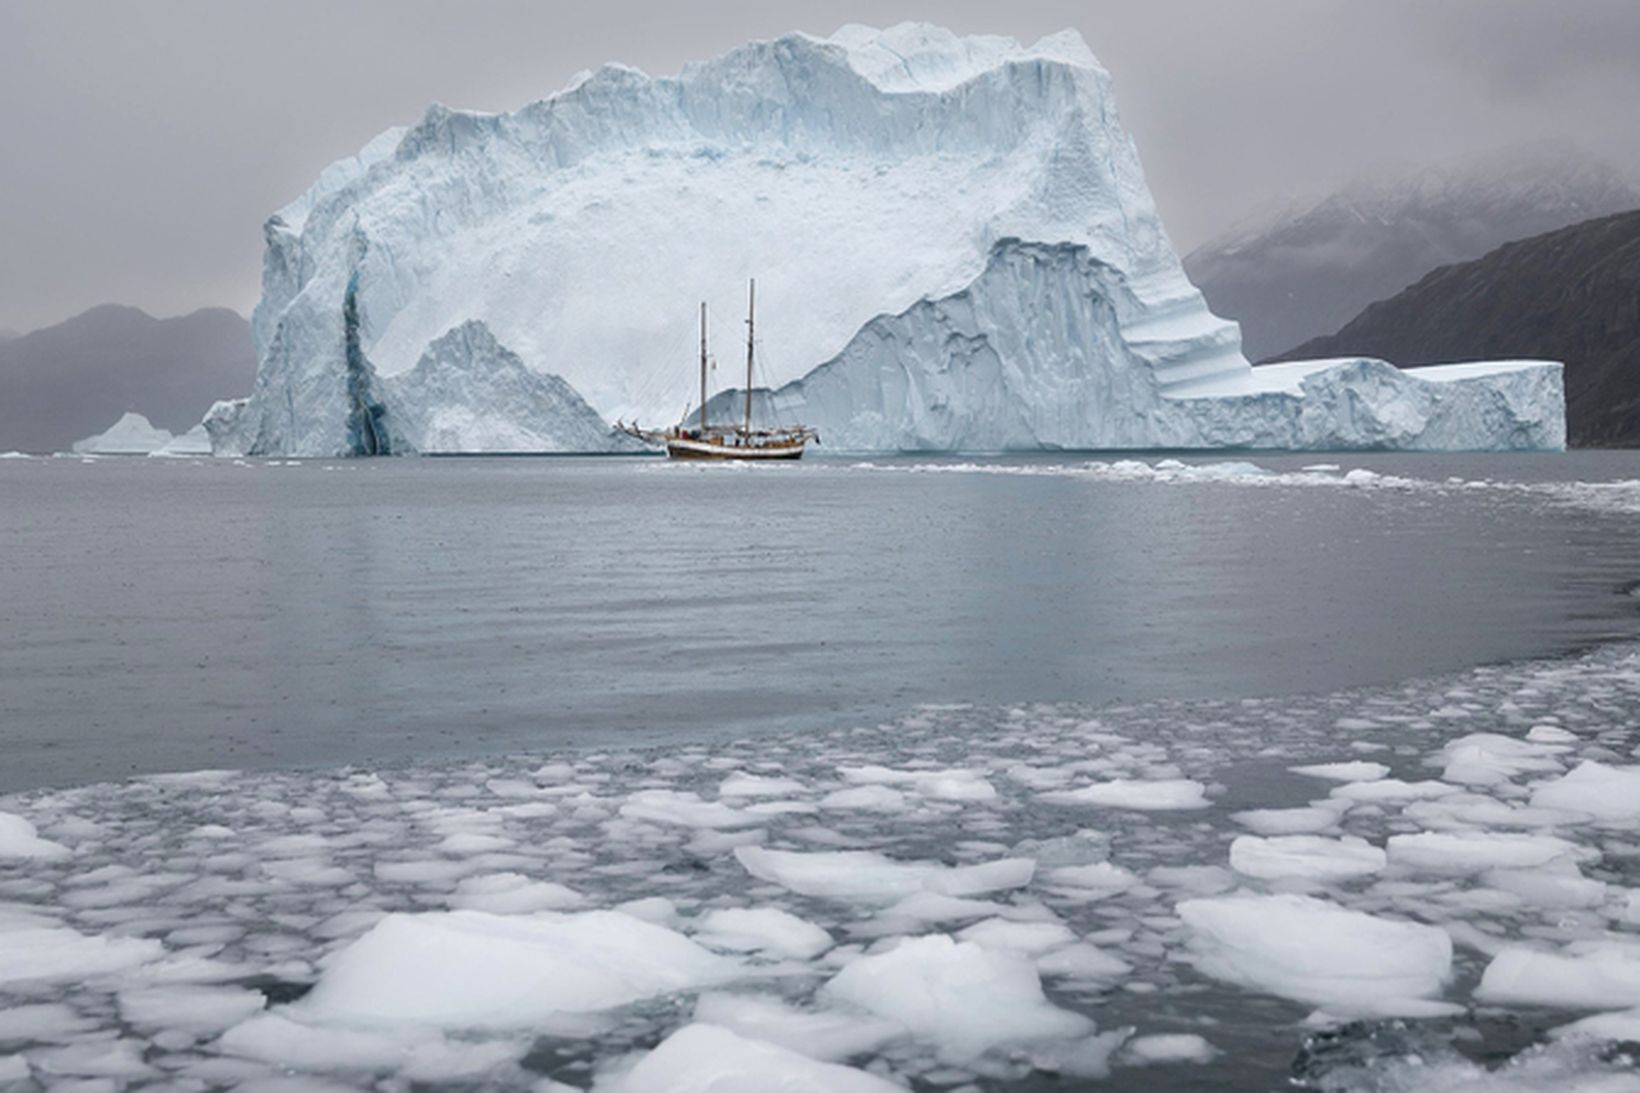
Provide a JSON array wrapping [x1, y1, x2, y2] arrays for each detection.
[[207, 23, 1564, 455]]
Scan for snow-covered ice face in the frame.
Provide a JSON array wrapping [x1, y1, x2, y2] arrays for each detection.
[[4, 637, 1640, 1090]]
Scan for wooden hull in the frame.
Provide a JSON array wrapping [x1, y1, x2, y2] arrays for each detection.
[[665, 437, 807, 460]]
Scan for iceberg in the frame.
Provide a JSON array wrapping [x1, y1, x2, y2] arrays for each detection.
[[71, 412, 174, 455], [206, 23, 1564, 455]]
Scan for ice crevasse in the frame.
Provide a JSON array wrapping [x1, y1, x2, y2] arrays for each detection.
[[204, 22, 1564, 455]]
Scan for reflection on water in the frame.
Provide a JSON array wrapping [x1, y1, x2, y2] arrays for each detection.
[[0, 451, 1637, 791]]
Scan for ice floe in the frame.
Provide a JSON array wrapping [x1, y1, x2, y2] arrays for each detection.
[[3, 636, 1640, 1088], [1177, 894, 1453, 1014]]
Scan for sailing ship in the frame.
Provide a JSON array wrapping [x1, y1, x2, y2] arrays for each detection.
[[618, 281, 818, 460]]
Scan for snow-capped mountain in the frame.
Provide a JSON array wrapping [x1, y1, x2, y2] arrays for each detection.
[[1186, 144, 1640, 361], [209, 24, 1564, 455]]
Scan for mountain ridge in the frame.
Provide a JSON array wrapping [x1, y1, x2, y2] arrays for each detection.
[[1185, 147, 1640, 360], [1273, 209, 1640, 446], [0, 305, 254, 453]]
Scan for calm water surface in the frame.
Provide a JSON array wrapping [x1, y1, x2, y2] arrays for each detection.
[[2, 451, 1638, 792]]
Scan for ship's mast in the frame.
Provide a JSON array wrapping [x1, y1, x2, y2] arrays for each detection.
[[744, 279, 755, 434], [699, 302, 708, 434]]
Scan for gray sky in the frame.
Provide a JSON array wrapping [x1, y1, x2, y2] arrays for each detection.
[[2, 0, 1637, 332]]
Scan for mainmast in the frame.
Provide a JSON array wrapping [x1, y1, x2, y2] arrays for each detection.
[[744, 279, 755, 434], [698, 302, 708, 434]]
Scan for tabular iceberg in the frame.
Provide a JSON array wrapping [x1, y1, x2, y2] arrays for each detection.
[[206, 23, 1564, 455]]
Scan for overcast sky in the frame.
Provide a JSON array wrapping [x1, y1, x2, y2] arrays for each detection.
[[2, 0, 1637, 332]]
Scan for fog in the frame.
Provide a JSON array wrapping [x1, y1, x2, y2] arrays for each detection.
[[2, 0, 1636, 331]]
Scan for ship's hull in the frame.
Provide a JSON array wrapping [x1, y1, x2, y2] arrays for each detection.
[[665, 436, 807, 460]]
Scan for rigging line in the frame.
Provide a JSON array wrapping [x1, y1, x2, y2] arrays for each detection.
[[751, 334, 793, 428]]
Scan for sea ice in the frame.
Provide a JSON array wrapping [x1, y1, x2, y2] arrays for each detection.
[[116, 985, 266, 1034], [611, 1022, 903, 1093], [1229, 806, 1344, 835], [1529, 761, 1640, 820], [1384, 832, 1589, 874], [690, 993, 905, 1062], [1438, 732, 1565, 786], [449, 872, 585, 913], [1289, 761, 1389, 782], [0, 924, 164, 984], [0, 811, 71, 859], [819, 935, 1092, 1061], [1041, 778, 1211, 810], [1121, 1033, 1220, 1065], [692, 907, 833, 960], [1476, 943, 1640, 1010], [297, 910, 738, 1027], [1177, 894, 1453, 1013], [733, 847, 1030, 903], [1228, 835, 1387, 881], [619, 790, 762, 829]]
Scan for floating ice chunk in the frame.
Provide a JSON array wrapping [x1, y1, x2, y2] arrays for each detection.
[[879, 891, 1009, 924], [1042, 779, 1210, 810], [0, 1003, 96, 1041], [1476, 942, 1640, 1010], [1484, 864, 1607, 910], [1438, 733, 1565, 786], [735, 847, 939, 901], [734, 847, 1030, 903], [1289, 762, 1389, 783], [299, 910, 738, 1028], [1122, 1033, 1220, 1065], [1529, 761, 1640, 820], [616, 896, 679, 925], [29, 1037, 154, 1079], [1035, 942, 1132, 980], [957, 918, 1078, 955], [690, 993, 904, 1062], [117, 985, 266, 1034], [1385, 832, 1589, 875], [820, 935, 1092, 1061], [1527, 725, 1578, 744], [374, 859, 475, 885], [1177, 894, 1452, 1013], [1553, 1006, 1640, 1042], [1330, 779, 1459, 803], [716, 773, 806, 800], [1228, 835, 1386, 880], [818, 785, 908, 812], [1042, 861, 1139, 897], [219, 1012, 520, 1079], [693, 907, 833, 959], [620, 790, 763, 829], [0, 811, 70, 859], [1401, 795, 1582, 830], [449, 872, 585, 913], [925, 857, 1035, 897], [1229, 806, 1343, 835], [611, 1022, 903, 1093], [0, 925, 163, 984], [837, 765, 996, 801]]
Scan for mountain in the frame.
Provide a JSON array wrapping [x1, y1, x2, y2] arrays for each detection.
[[0, 305, 254, 453], [1275, 210, 1640, 447], [1185, 146, 1640, 361], [208, 23, 1562, 455]]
